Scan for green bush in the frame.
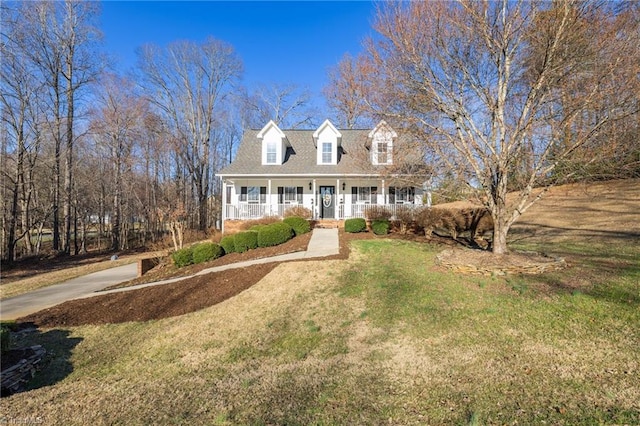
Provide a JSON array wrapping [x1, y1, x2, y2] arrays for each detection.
[[220, 235, 236, 254], [345, 218, 367, 233], [249, 224, 268, 232], [258, 222, 294, 247], [283, 216, 311, 236], [171, 246, 194, 267], [1, 326, 10, 354], [192, 242, 224, 264], [234, 231, 258, 253], [372, 219, 390, 235]]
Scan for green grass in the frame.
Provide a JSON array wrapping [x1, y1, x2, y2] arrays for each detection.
[[3, 238, 639, 425]]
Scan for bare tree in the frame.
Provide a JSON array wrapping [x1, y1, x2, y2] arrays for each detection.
[[323, 53, 371, 129], [345, 1, 639, 254], [7, 0, 102, 254], [90, 73, 146, 250], [243, 83, 318, 129], [137, 37, 242, 231], [1, 13, 42, 262]]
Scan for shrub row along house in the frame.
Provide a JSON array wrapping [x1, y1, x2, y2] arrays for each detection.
[[218, 119, 431, 231]]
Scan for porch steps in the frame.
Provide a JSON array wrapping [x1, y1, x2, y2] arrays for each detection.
[[314, 220, 341, 229]]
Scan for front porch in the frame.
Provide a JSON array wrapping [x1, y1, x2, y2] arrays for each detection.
[[223, 201, 423, 221], [221, 177, 430, 232]]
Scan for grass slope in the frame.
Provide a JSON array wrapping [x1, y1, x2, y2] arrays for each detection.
[[2, 180, 639, 425]]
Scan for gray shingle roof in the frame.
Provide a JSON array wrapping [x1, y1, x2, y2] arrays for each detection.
[[219, 128, 383, 177]]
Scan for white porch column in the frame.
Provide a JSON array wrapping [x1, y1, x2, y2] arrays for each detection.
[[312, 179, 317, 219], [221, 179, 227, 233], [336, 178, 340, 219], [381, 179, 385, 205], [267, 179, 272, 216]]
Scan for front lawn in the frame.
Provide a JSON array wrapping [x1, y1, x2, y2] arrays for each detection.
[[3, 237, 638, 425]]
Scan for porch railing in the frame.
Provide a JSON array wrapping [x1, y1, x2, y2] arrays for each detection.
[[226, 202, 422, 221]]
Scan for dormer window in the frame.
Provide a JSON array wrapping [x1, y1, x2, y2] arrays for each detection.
[[322, 142, 332, 164], [258, 120, 288, 165], [313, 119, 341, 165], [376, 142, 388, 164], [266, 141, 277, 164], [368, 120, 397, 166]]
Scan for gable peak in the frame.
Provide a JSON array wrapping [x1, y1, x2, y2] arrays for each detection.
[[257, 120, 286, 139], [368, 120, 397, 139], [313, 119, 342, 140]]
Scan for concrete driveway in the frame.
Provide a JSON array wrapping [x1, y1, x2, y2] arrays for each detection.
[[1, 263, 138, 321]]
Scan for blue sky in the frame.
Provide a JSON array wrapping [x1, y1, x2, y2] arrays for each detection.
[[100, 1, 377, 115]]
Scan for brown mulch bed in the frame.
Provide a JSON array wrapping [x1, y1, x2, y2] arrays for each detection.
[[17, 230, 362, 328], [13, 231, 473, 329]]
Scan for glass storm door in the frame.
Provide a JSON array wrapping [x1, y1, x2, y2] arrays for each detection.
[[319, 186, 335, 219]]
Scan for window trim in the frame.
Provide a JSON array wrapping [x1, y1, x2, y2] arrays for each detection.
[[321, 142, 332, 164], [265, 141, 277, 164], [351, 186, 378, 204], [389, 186, 415, 204]]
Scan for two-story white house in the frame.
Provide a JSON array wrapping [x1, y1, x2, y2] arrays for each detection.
[[218, 119, 430, 231]]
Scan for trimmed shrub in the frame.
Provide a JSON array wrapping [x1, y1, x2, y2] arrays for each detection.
[[258, 222, 294, 247], [283, 216, 311, 236], [249, 224, 268, 232], [234, 231, 258, 253], [220, 235, 236, 254], [240, 217, 280, 230], [172, 246, 194, 268], [192, 242, 224, 264], [372, 219, 390, 235], [345, 218, 367, 233], [364, 206, 392, 221], [284, 206, 312, 219]]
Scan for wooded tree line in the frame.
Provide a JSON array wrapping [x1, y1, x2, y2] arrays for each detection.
[[1, 0, 318, 263], [325, 0, 640, 254], [2, 1, 639, 262]]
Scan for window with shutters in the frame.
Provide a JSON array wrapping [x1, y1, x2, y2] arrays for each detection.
[[240, 186, 266, 203], [389, 187, 414, 204], [351, 186, 378, 204], [278, 186, 303, 204]]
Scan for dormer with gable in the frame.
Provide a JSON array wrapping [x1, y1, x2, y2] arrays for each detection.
[[368, 120, 397, 166], [313, 119, 342, 166], [258, 120, 289, 165]]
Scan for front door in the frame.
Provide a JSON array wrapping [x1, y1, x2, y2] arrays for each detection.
[[319, 186, 335, 219]]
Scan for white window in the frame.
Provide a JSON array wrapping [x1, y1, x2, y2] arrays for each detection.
[[376, 142, 388, 164], [266, 142, 277, 164], [247, 186, 260, 203], [352, 186, 378, 204], [322, 142, 332, 164], [391, 187, 415, 204], [240, 186, 266, 203], [357, 187, 371, 203], [284, 187, 297, 203]]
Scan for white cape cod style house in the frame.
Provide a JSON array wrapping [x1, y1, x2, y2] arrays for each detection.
[[219, 119, 430, 231]]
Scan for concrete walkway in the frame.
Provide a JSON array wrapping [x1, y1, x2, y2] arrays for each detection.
[[0, 228, 339, 320]]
